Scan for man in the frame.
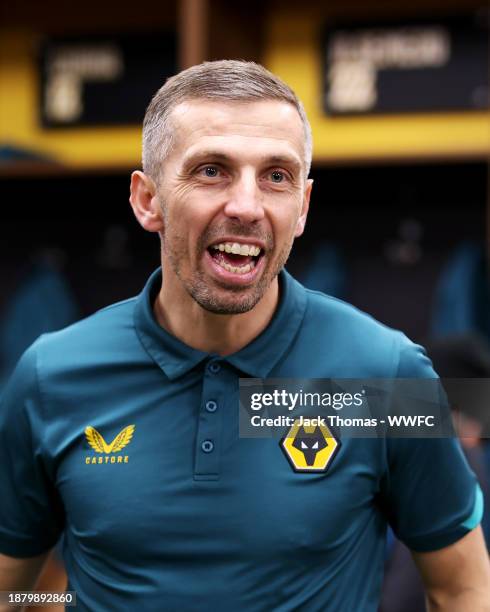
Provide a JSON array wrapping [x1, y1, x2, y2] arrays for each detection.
[[0, 60, 489, 611]]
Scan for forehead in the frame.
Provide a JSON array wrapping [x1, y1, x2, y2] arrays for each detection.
[[167, 99, 306, 166]]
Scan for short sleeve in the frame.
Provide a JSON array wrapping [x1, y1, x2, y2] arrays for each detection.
[[0, 341, 64, 557], [379, 335, 483, 552]]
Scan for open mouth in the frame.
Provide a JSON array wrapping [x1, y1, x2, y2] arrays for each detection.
[[207, 241, 264, 276]]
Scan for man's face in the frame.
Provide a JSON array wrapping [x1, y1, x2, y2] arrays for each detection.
[[155, 99, 312, 315]]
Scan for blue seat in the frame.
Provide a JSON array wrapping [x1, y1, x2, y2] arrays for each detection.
[[0, 262, 80, 383], [299, 243, 346, 298]]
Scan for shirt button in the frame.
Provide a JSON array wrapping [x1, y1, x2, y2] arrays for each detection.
[[205, 400, 218, 413], [208, 361, 221, 374], [201, 440, 214, 453]]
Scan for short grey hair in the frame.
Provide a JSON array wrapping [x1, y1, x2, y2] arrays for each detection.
[[142, 59, 312, 182]]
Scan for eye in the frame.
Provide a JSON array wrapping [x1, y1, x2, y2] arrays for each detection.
[[301, 441, 308, 449], [270, 170, 285, 183], [312, 441, 319, 449], [200, 166, 219, 178]]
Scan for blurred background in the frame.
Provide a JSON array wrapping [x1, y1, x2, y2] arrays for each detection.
[[0, 0, 488, 357], [0, 0, 489, 609]]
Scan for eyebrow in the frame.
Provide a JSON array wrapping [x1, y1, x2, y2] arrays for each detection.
[[182, 150, 303, 173], [182, 151, 232, 167], [265, 155, 302, 173]]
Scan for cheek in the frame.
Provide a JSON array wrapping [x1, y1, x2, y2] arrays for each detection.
[[164, 205, 209, 260], [163, 194, 196, 233], [271, 207, 301, 243]]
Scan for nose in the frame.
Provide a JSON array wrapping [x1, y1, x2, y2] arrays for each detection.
[[223, 169, 265, 224]]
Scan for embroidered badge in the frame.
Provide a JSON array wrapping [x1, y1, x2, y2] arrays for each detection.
[[280, 419, 340, 473]]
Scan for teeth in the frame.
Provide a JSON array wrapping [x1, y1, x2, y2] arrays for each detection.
[[211, 242, 262, 256], [216, 258, 255, 275]]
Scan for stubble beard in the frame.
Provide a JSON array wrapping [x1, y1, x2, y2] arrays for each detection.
[[161, 223, 295, 316]]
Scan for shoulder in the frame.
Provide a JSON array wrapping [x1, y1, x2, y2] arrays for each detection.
[[304, 288, 394, 335], [0, 296, 141, 428], [300, 287, 436, 378]]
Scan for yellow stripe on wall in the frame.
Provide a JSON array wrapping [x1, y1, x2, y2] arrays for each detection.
[[263, 13, 490, 162], [0, 29, 142, 167], [1, 20, 488, 168]]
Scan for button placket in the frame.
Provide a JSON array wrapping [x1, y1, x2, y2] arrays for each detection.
[[193, 361, 225, 481]]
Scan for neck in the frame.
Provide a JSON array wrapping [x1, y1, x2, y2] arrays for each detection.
[[153, 263, 280, 356]]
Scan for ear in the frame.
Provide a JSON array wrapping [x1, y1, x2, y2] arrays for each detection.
[[129, 171, 164, 232], [294, 178, 313, 238]]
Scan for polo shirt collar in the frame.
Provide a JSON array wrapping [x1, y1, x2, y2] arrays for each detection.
[[134, 267, 307, 380]]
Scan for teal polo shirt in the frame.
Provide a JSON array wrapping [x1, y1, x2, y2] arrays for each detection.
[[0, 268, 482, 611]]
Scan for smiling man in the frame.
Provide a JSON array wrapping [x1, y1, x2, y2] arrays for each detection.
[[0, 61, 489, 612], [131, 89, 312, 355]]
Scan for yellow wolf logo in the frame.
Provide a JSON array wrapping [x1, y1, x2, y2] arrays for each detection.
[[85, 425, 135, 454]]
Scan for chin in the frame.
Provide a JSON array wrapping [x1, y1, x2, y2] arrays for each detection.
[[182, 262, 280, 315], [194, 292, 263, 315]]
